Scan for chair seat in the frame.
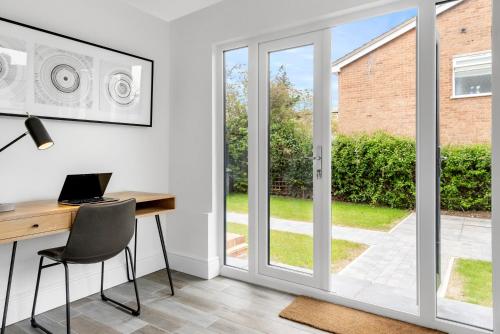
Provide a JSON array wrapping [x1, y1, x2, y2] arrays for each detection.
[[38, 246, 66, 261], [38, 246, 124, 264]]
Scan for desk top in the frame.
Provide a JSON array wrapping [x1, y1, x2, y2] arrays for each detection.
[[0, 191, 175, 244], [0, 191, 175, 222]]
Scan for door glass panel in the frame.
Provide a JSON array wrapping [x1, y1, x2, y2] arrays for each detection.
[[436, 0, 492, 330], [224, 47, 249, 270], [268, 45, 314, 273], [330, 8, 418, 314]]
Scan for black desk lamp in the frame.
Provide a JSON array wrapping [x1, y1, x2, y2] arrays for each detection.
[[0, 115, 54, 212], [0, 116, 54, 153]]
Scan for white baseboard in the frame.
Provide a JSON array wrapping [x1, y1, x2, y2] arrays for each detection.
[[168, 251, 220, 279]]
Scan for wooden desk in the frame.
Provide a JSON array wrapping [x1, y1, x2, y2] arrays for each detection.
[[0, 191, 175, 333]]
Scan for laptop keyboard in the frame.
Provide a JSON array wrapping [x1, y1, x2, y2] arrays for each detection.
[[62, 197, 118, 205]]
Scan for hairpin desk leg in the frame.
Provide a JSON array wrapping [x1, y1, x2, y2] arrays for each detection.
[[155, 215, 174, 296], [1, 241, 17, 334]]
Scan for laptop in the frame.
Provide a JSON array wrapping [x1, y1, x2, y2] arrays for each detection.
[[58, 173, 118, 206]]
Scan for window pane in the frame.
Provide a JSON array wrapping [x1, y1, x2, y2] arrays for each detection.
[[224, 47, 249, 270], [330, 7, 417, 314], [454, 53, 491, 96], [436, 0, 492, 330], [455, 73, 491, 95], [268, 44, 314, 274]]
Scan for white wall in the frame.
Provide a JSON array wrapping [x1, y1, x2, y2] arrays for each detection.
[[0, 0, 170, 325], [168, 0, 383, 278]]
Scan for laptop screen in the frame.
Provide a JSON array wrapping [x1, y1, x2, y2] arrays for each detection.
[[58, 173, 112, 201]]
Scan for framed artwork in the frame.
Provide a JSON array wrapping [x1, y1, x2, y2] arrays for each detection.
[[0, 17, 153, 127]]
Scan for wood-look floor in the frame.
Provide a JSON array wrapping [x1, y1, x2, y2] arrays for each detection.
[[8, 270, 326, 334]]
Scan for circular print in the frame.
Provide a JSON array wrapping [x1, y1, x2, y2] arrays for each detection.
[[35, 47, 92, 107], [0, 36, 26, 102], [50, 64, 80, 93], [0, 54, 10, 83], [106, 71, 138, 106]]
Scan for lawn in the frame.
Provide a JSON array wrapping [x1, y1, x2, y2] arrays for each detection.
[[446, 258, 492, 307], [226, 193, 409, 231], [227, 222, 367, 273]]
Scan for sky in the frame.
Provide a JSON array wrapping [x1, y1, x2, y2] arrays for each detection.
[[225, 7, 418, 109]]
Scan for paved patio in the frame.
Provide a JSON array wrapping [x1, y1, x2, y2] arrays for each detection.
[[227, 212, 493, 329]]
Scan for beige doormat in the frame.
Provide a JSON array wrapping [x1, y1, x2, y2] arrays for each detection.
[[279, 296, 445, 334]]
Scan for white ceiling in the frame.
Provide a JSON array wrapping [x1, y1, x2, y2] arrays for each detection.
[[116, 0, 223, 22]]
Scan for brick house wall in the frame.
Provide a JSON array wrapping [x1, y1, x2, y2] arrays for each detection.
[[336, 0, 491, 145]]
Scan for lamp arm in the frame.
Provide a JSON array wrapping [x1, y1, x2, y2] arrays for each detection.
[[0, 131, 28, 153]]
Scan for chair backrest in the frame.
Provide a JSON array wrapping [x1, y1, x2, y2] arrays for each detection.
[[61, 199, 136, 264]]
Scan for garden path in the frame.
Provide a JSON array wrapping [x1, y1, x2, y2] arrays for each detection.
[[226, 212, 389, 245]]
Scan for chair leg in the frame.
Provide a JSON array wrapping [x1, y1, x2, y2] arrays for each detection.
[[127, 247, 141, 315], [156, 215, 174, 296], [101, 261, 105, 298], [63, 262, 70, 334], [125, 219, 138, 283], [31, 257, 66, 334], [125, 251, 131, 282], [101, 247, 141, 316]]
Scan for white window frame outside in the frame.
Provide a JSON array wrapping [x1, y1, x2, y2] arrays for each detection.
[[214, 0, 500, 333], [452, 51, 492, 99]]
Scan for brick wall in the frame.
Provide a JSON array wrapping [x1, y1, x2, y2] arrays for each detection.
[[337, 0, 491, 145]]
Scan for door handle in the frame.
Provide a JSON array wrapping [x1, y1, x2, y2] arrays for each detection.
[[315, 145, 322, 179]]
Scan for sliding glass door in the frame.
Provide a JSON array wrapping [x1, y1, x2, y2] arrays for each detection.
[[258, 31, 331, 288]]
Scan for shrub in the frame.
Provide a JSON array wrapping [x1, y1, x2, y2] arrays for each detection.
[[269, 120, 313, 198], [441, 145, 491, 211], [225, 100, 248, 193], [331, 133, 491, 211], [332, 133, 416, 208], [228, 130, 491, 211]]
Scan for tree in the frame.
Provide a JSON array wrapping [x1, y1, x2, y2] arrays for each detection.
[[225, 64, 249, 193], [268, 66, 313, 197], [225, 63, 313, 197]]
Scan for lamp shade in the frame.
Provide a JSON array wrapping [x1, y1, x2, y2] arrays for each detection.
[[24, 116, 54, 150]]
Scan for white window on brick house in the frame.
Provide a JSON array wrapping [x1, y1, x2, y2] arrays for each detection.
[[452, 51, 492, 98]]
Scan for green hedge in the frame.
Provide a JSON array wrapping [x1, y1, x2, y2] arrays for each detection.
[[332, 133, 416, 209], [440, 144, 491, 211], [332, 133, 491, 211], [228, 131, 491, 211]]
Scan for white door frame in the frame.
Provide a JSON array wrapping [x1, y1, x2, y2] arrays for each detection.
[[492, 0, 500, 331], [257, 30, 332, 289]]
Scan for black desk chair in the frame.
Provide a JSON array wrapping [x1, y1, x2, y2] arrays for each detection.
[[30, 199, 140, 334]]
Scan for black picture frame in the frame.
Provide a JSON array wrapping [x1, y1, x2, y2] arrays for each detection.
[[0, 16, 154, 127]]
